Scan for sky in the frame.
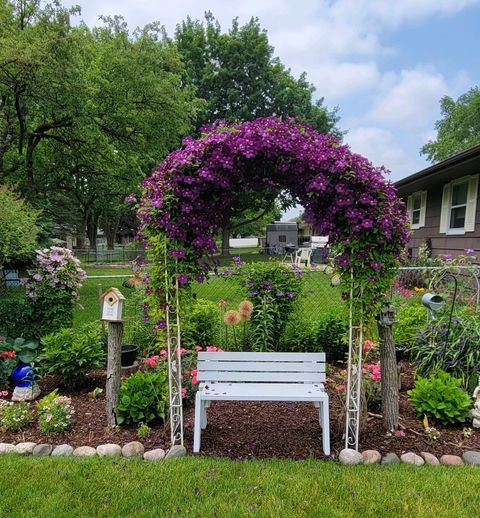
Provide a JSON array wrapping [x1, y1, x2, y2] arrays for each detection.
[[64, 0, 480, 217]]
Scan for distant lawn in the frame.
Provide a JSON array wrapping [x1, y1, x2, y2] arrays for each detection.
[[0, 456, 478, 518]]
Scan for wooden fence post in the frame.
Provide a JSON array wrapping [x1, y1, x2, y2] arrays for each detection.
[[106, 321, 123, 428]]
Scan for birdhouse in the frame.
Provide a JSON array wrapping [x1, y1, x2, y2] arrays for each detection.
[[100, 287, 126, 321]]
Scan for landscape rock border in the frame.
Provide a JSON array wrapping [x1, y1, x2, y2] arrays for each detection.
[[1, 443, 478, 466], [0, 442, 187, 461], [339, 448, 479, 466]]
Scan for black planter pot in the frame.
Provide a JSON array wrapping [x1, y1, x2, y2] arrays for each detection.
[[121, 345, 138, 367], [395, 346, 405, 363]]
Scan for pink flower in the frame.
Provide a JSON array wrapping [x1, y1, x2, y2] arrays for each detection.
[[394, 430, 405, 438], [144, 356, 159, 368], [45, 414, 53, 422], [181, 388, 187, 398], [195, 345, 203, 352], [362, 340, 375, 353], [180, 348, 187, 355], [206, 346, 218, 352], [0, 390, 8, 397], [159, 349, 168, 357], [191, 376, 198, 385], [335, 384, 346, 393]]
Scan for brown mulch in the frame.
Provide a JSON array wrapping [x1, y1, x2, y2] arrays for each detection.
[[1, 363, 479, 459]]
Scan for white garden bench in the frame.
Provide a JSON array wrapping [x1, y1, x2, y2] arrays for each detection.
[[193, 352, 330, 455]]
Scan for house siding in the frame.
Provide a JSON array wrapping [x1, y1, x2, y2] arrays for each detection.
[[406, 182, 480, 258]]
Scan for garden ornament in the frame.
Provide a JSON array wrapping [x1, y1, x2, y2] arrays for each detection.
[[421, 293, 445, 314], [472, 381, 480, 428], [378, 302, 397, 326]]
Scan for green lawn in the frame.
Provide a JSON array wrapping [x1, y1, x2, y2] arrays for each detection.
[[0, 456, 477, 517]]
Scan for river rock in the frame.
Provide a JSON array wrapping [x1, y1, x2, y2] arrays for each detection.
[[73, 446, 97, 457], [144, 449, 166, 461], [339, 448, 363, 465], [462, 451, 480, 465], [122, 441, 144, 458], [0, 443, 15, 454], [165, 445, 187, 459], [400, 452, 424, 465], [440, 454, 463, 466], [14, 442, 37, 455], [97, 444, 122, 457], [362, 450, 381, 464], [52, 444, 74, 457], [421, 452, 440, 466], [381, 453, 400, 465], [33, 444, 53, 456]]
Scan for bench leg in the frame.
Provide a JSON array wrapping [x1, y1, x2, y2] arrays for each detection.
[[193, 392, 203, 453], [320, 398, 330, 456], [201, 400, 208, 429]]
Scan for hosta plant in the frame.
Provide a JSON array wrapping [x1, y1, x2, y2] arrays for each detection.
[[117, 369, 168, 425], [408, 371, 472, 425]]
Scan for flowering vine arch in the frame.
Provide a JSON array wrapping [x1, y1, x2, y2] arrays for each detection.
[[137, 117, 409, 451]]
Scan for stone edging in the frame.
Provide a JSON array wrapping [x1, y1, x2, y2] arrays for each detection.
[[339, 448, 480, 466], [0, 441, 186, 461]]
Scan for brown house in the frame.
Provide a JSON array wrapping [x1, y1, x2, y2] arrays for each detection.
[[395, 145, 480, 258]]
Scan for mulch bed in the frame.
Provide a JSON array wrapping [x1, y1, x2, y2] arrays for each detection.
[[1, 363, 479, 459]]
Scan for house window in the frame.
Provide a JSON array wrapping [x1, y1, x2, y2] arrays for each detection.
[[407, 191, 427, 229], [449, 182, 468, 229], [440, 175, 479, 235], [278, 235, 286, 243]]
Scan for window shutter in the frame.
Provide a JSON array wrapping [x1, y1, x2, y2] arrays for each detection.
[[406, 196, 412, 224], [419, 191, 427, 227], [465, 174, 479, 232], [439, 183, 451, 234]]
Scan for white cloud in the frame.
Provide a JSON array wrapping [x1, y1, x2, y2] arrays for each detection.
[[369, 67, 472, 130], [345, 126, 426, 180]]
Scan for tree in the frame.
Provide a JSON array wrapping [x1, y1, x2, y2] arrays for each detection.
[[421, 87, 480, 162], [0, 184, 39, 269], [174, 14, 340, 253], [0, 3, 203, 248]]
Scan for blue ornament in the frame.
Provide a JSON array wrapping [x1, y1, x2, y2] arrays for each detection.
[[11, 363, 35, 388]]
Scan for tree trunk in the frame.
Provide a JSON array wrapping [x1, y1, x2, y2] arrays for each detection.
[[76, 212, 88, 250], [221, 222, 230, 256], [104, 215, 120, 250], [87, 213, 98, 250], [106, 321, 123, 428], [378, 304, 399, 431]]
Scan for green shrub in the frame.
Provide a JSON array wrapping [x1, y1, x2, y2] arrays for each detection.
[[123, 319, 157, 357], [314, 313, 348, 364], [408, 371, 472, 425], [37, 390, 74, 433], [117, 369, 168, 425], [0, 402, 33, 431], [0, 299, 36, 338], [39, 323, 105, 389], [182, 299, 222, 349], [393, 305, 427, 348], [280, 317, 319, 352]]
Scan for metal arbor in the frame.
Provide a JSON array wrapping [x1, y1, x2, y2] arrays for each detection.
[[344, 274, 364, 450], [164, 245, 184, 447]]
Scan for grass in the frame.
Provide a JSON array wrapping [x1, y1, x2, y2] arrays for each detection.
[[0, 456, 478, 517]]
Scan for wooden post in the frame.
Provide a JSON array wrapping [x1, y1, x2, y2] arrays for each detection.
[[106, 321, 123, 428], [377, 301, 399, 431]]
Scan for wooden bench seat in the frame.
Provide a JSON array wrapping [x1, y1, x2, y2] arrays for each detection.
[[193, 352, 330, 455]]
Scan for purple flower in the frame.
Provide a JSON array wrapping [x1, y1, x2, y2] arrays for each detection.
[[464, 248, 475, 254], [169, 248, 186, 259], [177, 274, 189, 286], [125, 193, 137, 203], [232, 256, 245, 266], [249, 290, 259, 296], [155, 320, 167, 329], [196, 274, 205, 283], [287, 292, 296, 299]]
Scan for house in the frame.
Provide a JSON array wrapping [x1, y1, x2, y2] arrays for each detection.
[[395, 145, 480, 258]]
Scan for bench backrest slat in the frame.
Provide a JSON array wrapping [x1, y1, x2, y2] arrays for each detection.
[[198, 352, 325, 361], [197, 352, 326, 383]]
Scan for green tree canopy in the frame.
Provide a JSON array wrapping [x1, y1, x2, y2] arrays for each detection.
[[0, 184, 39, 268], [421, 87, 480, 162]]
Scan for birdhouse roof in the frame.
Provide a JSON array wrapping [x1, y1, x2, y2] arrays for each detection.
[[100, 287, 126, 305]]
